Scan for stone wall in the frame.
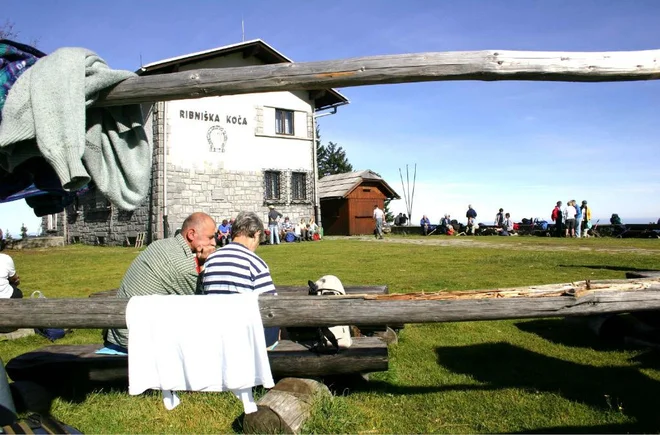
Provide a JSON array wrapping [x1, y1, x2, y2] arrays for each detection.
[[3, 236, 65, 250], [64, 192, 151, 246], [165, 167, 314, 233]]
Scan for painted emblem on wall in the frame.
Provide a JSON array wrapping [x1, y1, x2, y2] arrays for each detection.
[[207, 125, 228, 153]]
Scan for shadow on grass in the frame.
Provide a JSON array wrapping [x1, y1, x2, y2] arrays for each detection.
[[558, 264, 660, 273], [514, 318, 634, 352], [516, 317, 660, 363], [323, 374, 493, 397], [510, 422, 643, 434], [435, 342, 660, 433]]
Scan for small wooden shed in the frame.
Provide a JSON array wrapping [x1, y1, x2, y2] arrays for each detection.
[[319, 170, 400, 236]]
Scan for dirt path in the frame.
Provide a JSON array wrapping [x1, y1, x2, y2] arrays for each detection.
[[324, 235, 660, 255]]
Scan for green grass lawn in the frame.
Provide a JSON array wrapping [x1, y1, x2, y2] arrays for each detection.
[[2, 236, 660, 433]]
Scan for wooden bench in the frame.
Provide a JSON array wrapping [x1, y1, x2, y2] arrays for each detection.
[[5, 337, 389, 393]]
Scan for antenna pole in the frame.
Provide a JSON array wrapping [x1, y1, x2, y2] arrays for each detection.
[[242, 16, 245, 42], [399, 168, 409, 222], [410, 163, 417, 221]]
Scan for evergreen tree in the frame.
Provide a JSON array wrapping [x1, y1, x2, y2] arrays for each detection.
[[316, 124, 353, 177], [319, 141, 353, 177], [383, 198, 395, 223], [315, 124, 327, 173]]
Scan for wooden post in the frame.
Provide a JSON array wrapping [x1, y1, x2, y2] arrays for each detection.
[[243, 377, 331, 434], [94, 49, 660, 107]]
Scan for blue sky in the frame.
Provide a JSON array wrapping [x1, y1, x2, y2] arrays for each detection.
[[2, 0, 659, 234]]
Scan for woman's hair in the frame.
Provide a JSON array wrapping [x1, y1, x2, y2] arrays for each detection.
[[231, 211, 264, 238]]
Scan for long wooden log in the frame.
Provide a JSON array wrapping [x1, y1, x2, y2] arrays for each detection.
[[94, 49, 660, 106], [1, 278, 659, 329], [88, 285, 389, 299], [5, 338, 388, 386]]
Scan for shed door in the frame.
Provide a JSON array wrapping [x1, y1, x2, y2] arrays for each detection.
[[353, 199, 378, 235]]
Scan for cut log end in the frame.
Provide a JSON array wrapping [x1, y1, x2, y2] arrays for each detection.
[[243, 377, 331, 434]]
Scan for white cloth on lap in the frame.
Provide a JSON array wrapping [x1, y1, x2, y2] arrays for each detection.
[[127, 293, 274, 412]]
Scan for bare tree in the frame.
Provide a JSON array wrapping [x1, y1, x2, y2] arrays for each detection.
[[0, 20, 39, 47], [0, 20, 19, 40]]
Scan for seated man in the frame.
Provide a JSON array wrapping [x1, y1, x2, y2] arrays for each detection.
[[298, 218, 308, 241], [202, 211, 279, 347], [0, 251, 23, 299], [280, 217, 295, 242], [420, 215, 431, 236], [103, 212, 217, 352], [216, 219, 231, 247], [498, 213, 515, 236], [439, 214, 451, 234]]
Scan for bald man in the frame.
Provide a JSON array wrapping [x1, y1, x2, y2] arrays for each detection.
[[103, 212, 217, 351]]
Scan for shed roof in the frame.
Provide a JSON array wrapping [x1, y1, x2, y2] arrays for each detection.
[[137, 39, 348, 111], [318, 170, 400, 200]]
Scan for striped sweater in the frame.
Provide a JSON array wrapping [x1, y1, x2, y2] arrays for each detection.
[[202, 243, 275, 295]]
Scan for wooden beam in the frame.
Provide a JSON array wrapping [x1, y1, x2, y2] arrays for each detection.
[[1, 278, 659, 329], [88, 285, 389, 299], [94, 49, 660, 106]]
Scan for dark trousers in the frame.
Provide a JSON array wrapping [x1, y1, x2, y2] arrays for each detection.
[[555, 220, 563, 237]]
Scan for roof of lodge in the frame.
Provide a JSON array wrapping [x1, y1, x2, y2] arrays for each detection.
[[137, 39, 348, 111], [318, 170, 400, 200]]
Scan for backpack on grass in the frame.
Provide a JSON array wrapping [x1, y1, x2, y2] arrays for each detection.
[[1, 413, 82, 434], [30, 292, 69, 342], [286, 276, 352, 354]]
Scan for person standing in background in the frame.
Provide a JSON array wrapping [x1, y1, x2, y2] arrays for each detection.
[[267, 205, 282, 245], [581, 201, 592, 237], [552, 201, 563, 237], [563, 200, 577, 238], [574, 200, 583, 238], [373, 204, 385, 239]]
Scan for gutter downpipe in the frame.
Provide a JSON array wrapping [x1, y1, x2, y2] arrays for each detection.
[[162, 101, 169, 239], [312, 102, 347, 230]]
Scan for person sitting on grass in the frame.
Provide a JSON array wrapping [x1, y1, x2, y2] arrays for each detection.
[[0, 251, 22, 300], [280, 217, 295, 242], [307, 217, 319, 240], [216, 219, 231, 247], [293, 221, 303, 242], [420, 215, 431, 236], [498, 213, 514, 236], [102, 212, 217, 353], [299, 218, 309, 241]]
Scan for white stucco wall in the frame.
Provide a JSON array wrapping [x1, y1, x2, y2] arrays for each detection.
[[164, 92, 314, 172]]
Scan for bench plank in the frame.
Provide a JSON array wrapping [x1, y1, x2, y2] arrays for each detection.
[[5, 337, 388, 391]]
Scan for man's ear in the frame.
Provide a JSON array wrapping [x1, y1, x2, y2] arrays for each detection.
[[184, 228, 196, 242]]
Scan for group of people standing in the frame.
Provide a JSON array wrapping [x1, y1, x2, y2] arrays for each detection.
[[551, 200, 592, 238], [266, 205, 319, 244]]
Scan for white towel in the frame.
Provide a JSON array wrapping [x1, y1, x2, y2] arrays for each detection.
[[127, 294, 274, 411]]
